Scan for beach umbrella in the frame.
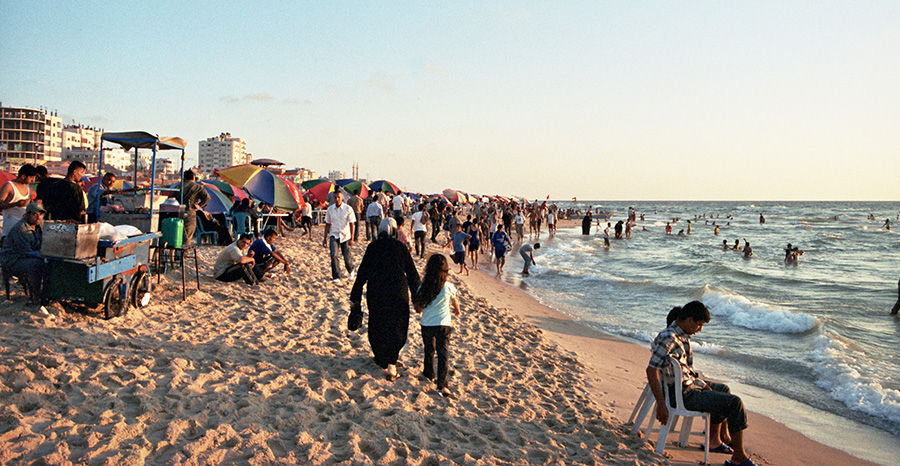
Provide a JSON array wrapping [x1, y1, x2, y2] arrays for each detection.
[[200, 184, 235, 214], [277, 175, 306, 208], [217, 164, 264, 188], [335, 179, 370, 198], [300, 178, 331, 190], [369, 179, 402, 195], [0, 171, 16, 184], [250, 158, 285, 167], [242, 170, 304, 211], [204, 180, 248, 200], [306, 181, 335, 204]]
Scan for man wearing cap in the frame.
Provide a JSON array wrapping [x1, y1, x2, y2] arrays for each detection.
[[0, 203, 49, 306]]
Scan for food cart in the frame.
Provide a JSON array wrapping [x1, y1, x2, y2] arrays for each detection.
[[41, 131, 185, 318]]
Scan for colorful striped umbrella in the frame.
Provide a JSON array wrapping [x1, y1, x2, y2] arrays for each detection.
[[204, 180, 248, 200], [201, 184, 235, 214], [300, 178, 332, 190], [306, 181, 335, 204], [219, 165, 303, 211], [335, 179, 370, 198], [369, 179, 402, 194]]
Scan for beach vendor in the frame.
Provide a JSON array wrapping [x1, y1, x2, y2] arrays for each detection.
[[43, 161, 86, 222], [212, 234, 263, 285], [646, 301, 756, 466], [0, 164, 37, 238], [180, 170, 210, 246], [86, 172, 121, 223], [0, 203, 50, 307]]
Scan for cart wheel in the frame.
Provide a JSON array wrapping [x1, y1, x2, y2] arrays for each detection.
[[103, 277, 125, 320], [129, 269, 152, 308]]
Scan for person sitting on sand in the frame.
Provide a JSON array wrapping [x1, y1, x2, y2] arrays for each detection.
[[248, 229, 291, 276], [519, 242, 540, 275], [444, 223, 470, 276], [213, 234, 263, 285], [491, 224, 511, 275], [647, 301, 757, 466], [413, 254, 460, 398]]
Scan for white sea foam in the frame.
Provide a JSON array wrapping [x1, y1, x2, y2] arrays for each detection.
[[698, 285, 819, 334], [810, 335, 900, 430], [692, 340, 724, 354]]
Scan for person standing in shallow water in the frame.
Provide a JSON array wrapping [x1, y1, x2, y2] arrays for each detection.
[[581, 211, 592, 235], [891, 278, 900, 315]]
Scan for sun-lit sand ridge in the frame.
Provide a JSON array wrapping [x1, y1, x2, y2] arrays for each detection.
[[0, 230, 667, 465]]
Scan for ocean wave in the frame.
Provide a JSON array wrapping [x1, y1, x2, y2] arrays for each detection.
[[692, 340, 724, 354], [696, 285, 819, 334], [810, 335, 900, 431]]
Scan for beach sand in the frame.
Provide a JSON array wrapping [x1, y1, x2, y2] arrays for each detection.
[[0, 227, 878, 465]]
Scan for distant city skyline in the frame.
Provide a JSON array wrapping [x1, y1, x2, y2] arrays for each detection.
[[3, 1, 898, 200]]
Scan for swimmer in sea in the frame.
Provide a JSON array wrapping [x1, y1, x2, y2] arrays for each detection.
[[732, 239, 740, 250], [884, 218, 891, 230], [723, 239, 729, 250], [891, 278, 900, 315], [742, 240, 753, 258]]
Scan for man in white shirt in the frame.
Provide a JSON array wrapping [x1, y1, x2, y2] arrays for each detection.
[[324, 193, 356, 281], [392, 193, 404, 219], [365, 196, 384, 242], [410, 203, 429, 258]]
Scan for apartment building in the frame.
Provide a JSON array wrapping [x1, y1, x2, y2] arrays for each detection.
[[198, 133, 250, 175]]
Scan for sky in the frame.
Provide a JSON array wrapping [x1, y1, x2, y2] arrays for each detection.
[[2, 1, 899, 201]]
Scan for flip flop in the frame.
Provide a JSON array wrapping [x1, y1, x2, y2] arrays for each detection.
[[724, 459, 756, 466], [710, 443, 734, 454]]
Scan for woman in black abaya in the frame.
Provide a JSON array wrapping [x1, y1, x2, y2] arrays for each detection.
[[350, 217, 421, 379]]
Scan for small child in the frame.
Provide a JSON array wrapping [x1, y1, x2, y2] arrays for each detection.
[[414, 254, 460, 398]]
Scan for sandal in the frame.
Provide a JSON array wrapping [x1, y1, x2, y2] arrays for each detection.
[[710, 443, 734, 454]]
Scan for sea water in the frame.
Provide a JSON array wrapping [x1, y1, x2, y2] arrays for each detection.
[[501, 201, 899, 464]]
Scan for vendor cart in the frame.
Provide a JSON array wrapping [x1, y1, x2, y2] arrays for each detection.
[[44, 232, 158, 319]]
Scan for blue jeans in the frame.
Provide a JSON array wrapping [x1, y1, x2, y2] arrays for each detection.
[[329, 236, 354, 279]]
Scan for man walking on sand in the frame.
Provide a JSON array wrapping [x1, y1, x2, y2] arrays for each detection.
[[324, 191, 356, 283], [646, 301, 757, 466]]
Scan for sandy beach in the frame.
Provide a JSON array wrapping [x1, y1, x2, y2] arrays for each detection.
[[0, 225, 880, 465]]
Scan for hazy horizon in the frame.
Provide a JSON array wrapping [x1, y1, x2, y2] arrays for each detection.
[[3, 1, 898, 201]]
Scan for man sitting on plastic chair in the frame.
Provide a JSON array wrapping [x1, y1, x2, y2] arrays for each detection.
[[646, 301, 756, 466]]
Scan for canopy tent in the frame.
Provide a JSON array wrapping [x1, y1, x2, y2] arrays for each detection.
[[99, 131, 186, 226]]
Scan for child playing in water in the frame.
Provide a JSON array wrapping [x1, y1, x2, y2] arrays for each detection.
[[414, 254, 460, 398]]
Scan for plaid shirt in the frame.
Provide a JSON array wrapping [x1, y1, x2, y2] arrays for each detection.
[[648, 322, 702, 389]]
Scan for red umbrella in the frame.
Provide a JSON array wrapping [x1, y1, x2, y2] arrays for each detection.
[[306, 181, 335, 204], [0, 171, 15, 184]]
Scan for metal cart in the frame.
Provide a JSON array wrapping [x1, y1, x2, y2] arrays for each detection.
[[44, 233, 158, 319]]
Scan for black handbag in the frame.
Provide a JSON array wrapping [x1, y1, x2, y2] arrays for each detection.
[[348, 302, 364, 331]]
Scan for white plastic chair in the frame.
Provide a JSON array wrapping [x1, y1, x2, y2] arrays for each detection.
[[655, 356, 710, 465], [629, 383, 657, 435]]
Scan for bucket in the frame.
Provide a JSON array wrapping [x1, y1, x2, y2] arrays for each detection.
[[160, 218, 184, 249]]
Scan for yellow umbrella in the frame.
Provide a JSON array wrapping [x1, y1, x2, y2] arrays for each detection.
[[216, 164, 264, 187]]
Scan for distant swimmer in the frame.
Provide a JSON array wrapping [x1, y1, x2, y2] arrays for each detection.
[[665, 222, 672, 235], [742, 240, 753, 258], [884, 219, 891, 230], [723, 239, 729, 250], [677, 229, 685, 237], [714, 225, 720, 235], [732, 239, 740, 251], [784, 243, 794, 264], [759, 213, 765, 224]]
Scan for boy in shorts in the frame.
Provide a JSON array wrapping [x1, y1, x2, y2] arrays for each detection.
[[445, 223, 471, 275], [491, 224, 511, 275]]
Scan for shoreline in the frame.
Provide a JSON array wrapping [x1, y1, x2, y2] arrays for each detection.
[[454, 223, 881, 466]]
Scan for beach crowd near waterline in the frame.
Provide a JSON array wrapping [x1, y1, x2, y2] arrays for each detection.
[[0, 195, 890, 465]]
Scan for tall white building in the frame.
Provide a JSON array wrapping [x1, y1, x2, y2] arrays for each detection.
[[198, 133, 249, 176], [327, 170, 345, 181]]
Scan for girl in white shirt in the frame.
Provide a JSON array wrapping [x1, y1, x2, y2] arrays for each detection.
[[414, 254, 460, 397]]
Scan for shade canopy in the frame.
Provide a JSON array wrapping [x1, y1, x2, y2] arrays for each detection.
[[101, 131, 186, 151], [250, 158, 285, 166]]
